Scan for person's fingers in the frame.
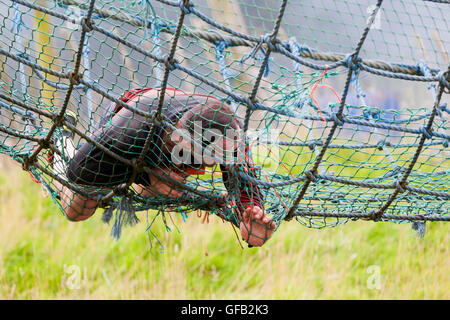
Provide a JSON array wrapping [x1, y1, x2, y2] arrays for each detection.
[[242, 209, 250, 224], [251, 207, 262, 219], [264, 216, 274, 226], [245, 206, 255, 219]]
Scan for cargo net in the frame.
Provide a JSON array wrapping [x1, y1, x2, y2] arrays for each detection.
[[0, 0, 449, 240]]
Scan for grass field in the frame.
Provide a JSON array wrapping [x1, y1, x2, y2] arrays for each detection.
[[0, 158, 448, 300]]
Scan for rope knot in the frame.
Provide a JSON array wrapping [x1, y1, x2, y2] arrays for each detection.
[[53, 115, 65, 128], [332, 113, 344, 126], [307, 141, 316, 151], [304, 170, 316, 182], [376, 140, 385, 151], [419, 125, 432, 140], [417, 60, 431, 77], [345, 54, 361, 71], [394, 180, 408, 193], [81, 17, 94, 32], [164, 57, 177, 71], [69, 72, 82, 85], [39, 139, 51, 150], [369, 210, 381, 222], [243, 95, 257, 110], [261, 33, 278, 51], [437, 69, 450, 91], [179, 0, 193, 14], [437, 102, 448, 117], [131, 158, 145, 174]]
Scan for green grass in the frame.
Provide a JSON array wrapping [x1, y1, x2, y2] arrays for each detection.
[[0, 159, 448, 299]]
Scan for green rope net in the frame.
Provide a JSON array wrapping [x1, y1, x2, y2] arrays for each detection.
[[0, 0, 448, 241]]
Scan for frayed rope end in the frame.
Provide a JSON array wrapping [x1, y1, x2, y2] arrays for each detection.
[[102, 196, 140, 241]]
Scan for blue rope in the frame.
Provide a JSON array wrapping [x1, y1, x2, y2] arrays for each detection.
[[107, 196, 140, 240], [214, 40, 238, 112], [59, 4, 94, 129], [11, 6, 26, 33], [411, 221, 426, 238], [11, 2, 32, 154], [288, 39, 310, 110], [350, 68, 398, 171], [288, 38, 325, 177], [141, 0, 165, 88], [151, 20, 164, 88], [81, 36, 94, 130], [409, 59, 447, 238], [16, 52, 86, 90], [0, 100, 38, 130], [239, 41, 271, 78]]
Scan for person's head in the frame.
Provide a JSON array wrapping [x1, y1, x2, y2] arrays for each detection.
[[165, 100, 243, 167]]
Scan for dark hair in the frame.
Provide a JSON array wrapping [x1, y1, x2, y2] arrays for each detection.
[[162, 100, 242, 167], [181, 100, 241, 140]]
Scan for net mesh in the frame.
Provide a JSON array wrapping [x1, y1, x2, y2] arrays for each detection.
[[0, 0, 449, 240]]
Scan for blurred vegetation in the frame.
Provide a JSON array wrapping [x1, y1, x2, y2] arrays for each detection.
[[0, 157, 448, 299]]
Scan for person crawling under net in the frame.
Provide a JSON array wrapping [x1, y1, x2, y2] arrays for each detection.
[[51, 88, 276, 247]]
